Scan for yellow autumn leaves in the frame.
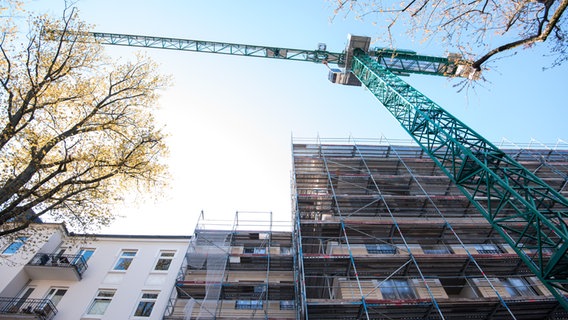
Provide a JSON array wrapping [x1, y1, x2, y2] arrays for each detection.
[[0, 9, 170, 235]]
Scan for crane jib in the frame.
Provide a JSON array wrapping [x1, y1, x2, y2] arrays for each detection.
[[81, 31, 475, 78], [52, 29, 567, 310]]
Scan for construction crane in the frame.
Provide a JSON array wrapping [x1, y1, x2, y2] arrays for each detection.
[[84, 31, 568, 310]]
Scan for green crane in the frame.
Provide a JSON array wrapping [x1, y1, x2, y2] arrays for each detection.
[[87, 31, 568, 310]]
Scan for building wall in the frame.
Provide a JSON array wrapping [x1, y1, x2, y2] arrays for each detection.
[[0, 223, 66, 297], [58, 236, 188, 319], [0, 223, 190, 320]]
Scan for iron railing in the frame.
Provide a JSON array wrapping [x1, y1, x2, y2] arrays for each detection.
[[27, 253, 88, 275], [0, 297, 57, 320]]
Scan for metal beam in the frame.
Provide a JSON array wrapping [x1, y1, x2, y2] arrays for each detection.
[[351, 49, 568, 310], [87, 32, 467, 78]]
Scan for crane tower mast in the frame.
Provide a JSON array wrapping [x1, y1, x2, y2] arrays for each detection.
[[86, 31, 568, 310]]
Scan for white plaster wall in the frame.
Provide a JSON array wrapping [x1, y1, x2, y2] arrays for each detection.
[[33, 236, 188, 320], [1, 224, 190, 320], [0, 224, 65, 296]]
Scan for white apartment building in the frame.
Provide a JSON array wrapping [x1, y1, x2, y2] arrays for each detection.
[[0, 223, 191, 320]]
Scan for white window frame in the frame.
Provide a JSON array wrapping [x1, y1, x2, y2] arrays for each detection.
[[379, 279, 415, 300], [9, 286, 35, 313], [503, 278, 536, 297], [18, 286, 36, 299], [2, 237, 28, 255], [112, 250, 137, 271], [78, 248, 95, 261], [86, 289, 116, 316], [132, 291, 159, 318], [44, 287, 68, 306], [73, 248, 95, 265], [153, 250, 176, 271]]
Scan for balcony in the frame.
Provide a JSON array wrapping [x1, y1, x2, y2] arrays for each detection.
[[24, 253, 87, 281], [0, 297, 57, 320]]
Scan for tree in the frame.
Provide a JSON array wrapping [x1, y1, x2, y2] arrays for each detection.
[[0, 8, 170, 236], [1, 1, 24, 33], [331, 0, 568, 71]]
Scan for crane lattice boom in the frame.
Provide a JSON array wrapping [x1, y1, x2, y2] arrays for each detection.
[[351, 49, 568, 308], [87, 32, 477, 80], [75, 30, 567, 310]]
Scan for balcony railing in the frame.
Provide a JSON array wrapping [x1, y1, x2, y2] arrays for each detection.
[[25, 253, 87, 280], [0, 297, 57, 320]]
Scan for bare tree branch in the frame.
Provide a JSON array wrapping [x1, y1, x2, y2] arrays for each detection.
[[472, 0, 568, 69], [330, 0, 568, 71], [0, 6, 169, 235]]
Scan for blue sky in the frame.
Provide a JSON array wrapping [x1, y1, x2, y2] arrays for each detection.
[[24, 1, 568, 235]]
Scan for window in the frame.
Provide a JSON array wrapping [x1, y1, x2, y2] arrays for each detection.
[[133, 292, 159, 317], [78, 248, 95, 262], [474, 244, 502, 254], [503, 278, 535, 297], [280, 300, 295, 310], [379, 280, 415, 300], [2, 237, 28, 255], [11, 286, 35, 312], [73, 248, 95, 264], [19, 287, 35, 300], [45, 287, 67, 306], [113, 250, 137, 271], [280, 247, 292, 255], [243, 247, 266, 254], [235, 300, 263, 310], [154, 251, 175, 271], [87, 289, 115, 315], [422, 245, 452, 254], [34, 287, 65, 317], [366, 244, 396, 254]]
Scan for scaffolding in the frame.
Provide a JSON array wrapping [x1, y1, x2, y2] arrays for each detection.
[[292, 137, 568, 320], [164, 211, 295, 320]]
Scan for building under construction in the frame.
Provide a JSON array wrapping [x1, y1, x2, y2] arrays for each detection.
[[163, 138, 568, 319], [292, 138, 568, 320], [164, 212, 296, 319]]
